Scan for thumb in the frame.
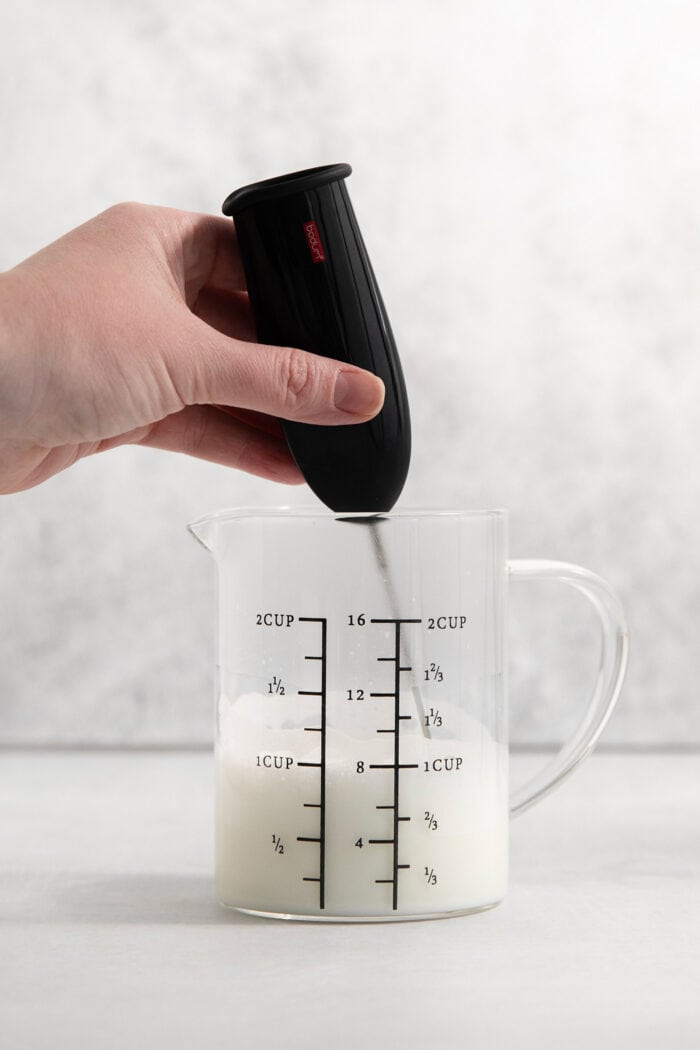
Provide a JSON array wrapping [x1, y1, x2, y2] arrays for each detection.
[[175, 313, 385, 425]]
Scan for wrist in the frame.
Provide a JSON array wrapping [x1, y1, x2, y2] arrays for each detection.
[[0, 266, 47, 443]]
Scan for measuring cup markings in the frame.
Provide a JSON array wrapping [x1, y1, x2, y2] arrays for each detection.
[[289, 615, 427, 912], [295, 616, 328, 910], [224, 613, 476, 911], [216, 608, 499, 917], [367, 618, 422, 911]]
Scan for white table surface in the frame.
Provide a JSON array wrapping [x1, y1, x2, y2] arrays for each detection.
[[1, 750, 698, 1049]]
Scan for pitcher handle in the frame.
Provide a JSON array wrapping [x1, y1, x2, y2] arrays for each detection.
[[508, 559, 629, 817]]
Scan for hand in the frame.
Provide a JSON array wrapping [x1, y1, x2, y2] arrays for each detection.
[[0, 202, 385, 494]]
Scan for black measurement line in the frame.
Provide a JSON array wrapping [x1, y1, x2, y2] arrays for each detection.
[[369, 762, 420, 770], [370, 619, 423, 625], [369, 838, 395, 844], [319, 617, 327, 910], [368, 617, 423, 911], [298, 616, 327, 910], [391, 621, 401, 910]]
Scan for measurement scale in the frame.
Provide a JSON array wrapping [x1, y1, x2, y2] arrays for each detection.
[[214, 597, 501, 922], [293, 616, 423, 912], [296, 616, 328, 909]]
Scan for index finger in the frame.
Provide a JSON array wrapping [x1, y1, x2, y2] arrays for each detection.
[[174, 210, 248, 305]]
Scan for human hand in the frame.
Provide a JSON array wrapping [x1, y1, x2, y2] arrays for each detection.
[[0, 203, 385, 494]]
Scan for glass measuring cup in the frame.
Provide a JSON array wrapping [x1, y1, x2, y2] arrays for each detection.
[[189, 509, 628, 922]]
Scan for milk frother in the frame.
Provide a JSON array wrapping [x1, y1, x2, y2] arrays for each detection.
[[222, 163, 411, 512]]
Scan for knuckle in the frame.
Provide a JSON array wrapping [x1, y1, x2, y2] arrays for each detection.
[[100, 201, 153, 234], [103, 201, 145, 223], [279, 347, 321, 411]]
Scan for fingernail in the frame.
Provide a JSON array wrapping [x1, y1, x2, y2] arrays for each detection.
[[333, 371, 385, 416]]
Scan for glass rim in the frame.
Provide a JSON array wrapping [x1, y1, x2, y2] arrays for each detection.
[[188, 506, 508, 529]]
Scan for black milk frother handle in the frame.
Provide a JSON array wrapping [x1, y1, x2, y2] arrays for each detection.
[[222, 163, 411, 513]]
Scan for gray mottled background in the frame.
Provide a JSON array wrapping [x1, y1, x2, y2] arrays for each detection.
[[2, 0, 699, 747]]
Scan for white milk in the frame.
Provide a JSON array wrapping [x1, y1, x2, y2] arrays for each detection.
[[216, 692, 508, 919]]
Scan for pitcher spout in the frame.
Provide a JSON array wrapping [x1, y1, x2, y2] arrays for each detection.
[[187, 514, 218, 555], [188, 507, 306, 556]]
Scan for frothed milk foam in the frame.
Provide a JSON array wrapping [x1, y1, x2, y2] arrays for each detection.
[[216, 692, 508, 918]]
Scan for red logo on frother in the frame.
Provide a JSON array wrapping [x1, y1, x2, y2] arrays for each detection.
[[303, 220, 326, 263]]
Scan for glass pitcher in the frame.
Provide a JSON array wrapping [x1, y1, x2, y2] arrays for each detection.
[[189, 508, 628, 922]]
